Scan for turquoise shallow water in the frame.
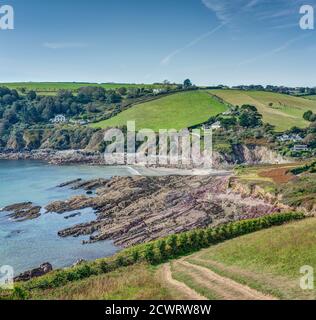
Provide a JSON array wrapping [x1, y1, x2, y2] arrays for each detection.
[[0, 160, 133, 274]]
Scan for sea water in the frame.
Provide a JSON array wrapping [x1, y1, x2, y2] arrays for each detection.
[[0, 160, 133, 274]]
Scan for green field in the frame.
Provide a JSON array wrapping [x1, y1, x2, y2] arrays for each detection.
[[91, 91, 227, 131], [209, 89, 316, 131], [0, 82, 168, 94]]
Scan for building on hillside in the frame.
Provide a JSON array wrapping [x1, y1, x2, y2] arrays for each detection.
[[153, 89, 164, 95], [50, 114, 67, 124], [210, 121, 222, 130], [277, 134, 303, 142], [291, 145, 309, 152], [69, 119, 88, 125]]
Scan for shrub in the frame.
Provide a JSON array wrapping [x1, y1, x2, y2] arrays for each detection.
[[144, 244, 156, 264], [131, 249, 140, 263], [167, 235, 178, 257], [157, 240, 167, 261]]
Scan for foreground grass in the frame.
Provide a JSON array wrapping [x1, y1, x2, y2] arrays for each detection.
[[187, 218, 316, 299], [209, 89, 316, 130], [30, 264, 176, 300], [30, 218, 316, 300], [91, 91, 227, 131], [0, 212, 304, 300]]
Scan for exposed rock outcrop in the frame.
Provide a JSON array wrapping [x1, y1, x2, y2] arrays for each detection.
[[1, 202, 41, 221], [64, 212, 82, 219], [14, 263, 53, 282], [0, 143, 288, 168], [49, 175, 284, 248]]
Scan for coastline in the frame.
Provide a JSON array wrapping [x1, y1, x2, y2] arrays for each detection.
[[0, 149, 233, 175]]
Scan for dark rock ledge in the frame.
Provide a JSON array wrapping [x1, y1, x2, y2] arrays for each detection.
[[0, 202, 41, 221]]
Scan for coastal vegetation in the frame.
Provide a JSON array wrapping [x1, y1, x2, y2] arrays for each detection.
[[0, 211, 304, 300], [1, 82, 316, 160]]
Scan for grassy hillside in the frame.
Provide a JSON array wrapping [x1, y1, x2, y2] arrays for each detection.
[[1, 82, 167, 94], [181, 217, 316, 299], [209, 89, 316, 131], [91, 91, 227, 131]]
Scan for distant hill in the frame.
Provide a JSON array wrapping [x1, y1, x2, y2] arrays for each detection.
[[0, 82, 170, 95], [91, 90, 227, 131], [209, 89, 316, 131]]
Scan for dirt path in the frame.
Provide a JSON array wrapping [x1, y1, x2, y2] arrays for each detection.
[[160, 263, 207, 300], [178, 260, 276, 300]]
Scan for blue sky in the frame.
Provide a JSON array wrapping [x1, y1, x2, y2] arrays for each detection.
[[0, 0, 315, 86]]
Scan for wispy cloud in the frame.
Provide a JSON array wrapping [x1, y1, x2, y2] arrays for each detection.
[[237, 34, 310, 66], [160, 0, 261, 66], [245, 0, 261, 9], [269, 22, 299, 30], [160, 23, 226, 65], [43, 42, 87, 49], [201, 0, 261, 24]]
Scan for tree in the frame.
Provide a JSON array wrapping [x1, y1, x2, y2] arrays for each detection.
[[117, 87, 127, 96], [183, 79, 192, 89], [303, 133, 316, 148], [238, 105, 262, 128], [167, 235, 178, 257], [220, 117, 237, 129], [27, 90, 37, 101], [157, 240, 167, 261], [144, 244, 156, 264], [303, 110, 313, 121]]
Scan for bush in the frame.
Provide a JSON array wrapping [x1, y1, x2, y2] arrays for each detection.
[[144, 244, 156, 264]]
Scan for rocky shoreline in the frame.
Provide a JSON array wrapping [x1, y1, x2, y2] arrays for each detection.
[[2, 175, 290, 247], [0, 144, 289, 168], [0, 149, 104, 165], [46, 175, 286, 248]]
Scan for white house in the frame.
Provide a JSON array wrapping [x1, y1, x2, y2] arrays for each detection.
[[292, 145, 309, 152], [211, 121, 222, 130], [153, 89, 166, 95], [278, 134, 303, 142], [50, 114, 67, 124], [69, 119, 88, 125]]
